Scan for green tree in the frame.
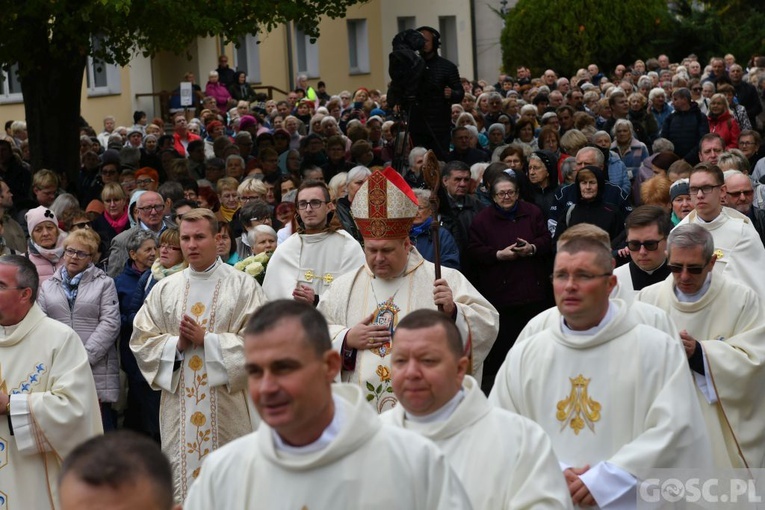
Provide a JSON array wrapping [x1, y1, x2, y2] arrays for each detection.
[[500, 0, 671, 78], [0, 0, 365, 185]]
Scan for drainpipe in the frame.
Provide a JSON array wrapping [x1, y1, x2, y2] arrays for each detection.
[[286, 22, 295, 94], [469, 0, 478, 80]]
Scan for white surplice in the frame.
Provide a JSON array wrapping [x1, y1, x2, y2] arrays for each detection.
[[262, 230, 365, 300], [130, 260, 267, 501], [382, 376, 573, 509], [0, 304, 102, 510], [490, 302, 713, 508], [184, 384, 473, 510], [637, 274, 765, 468]]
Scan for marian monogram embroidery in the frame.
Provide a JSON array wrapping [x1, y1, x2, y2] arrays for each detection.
[[556, 374, 601, 435]]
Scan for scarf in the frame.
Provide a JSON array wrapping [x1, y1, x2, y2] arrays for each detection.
[[61, 266, 87, 309], [410, 217, 433, 238], [219, 204, 239, 222], [103, 208, 129, 234], [150, 258, 187, 281], [492, 201, 519, 220], [28, 233, 66, 264]]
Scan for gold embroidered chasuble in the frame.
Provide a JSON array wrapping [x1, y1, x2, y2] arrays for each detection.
[[130, 260, 266, 501], [318, 249, 498, 414]]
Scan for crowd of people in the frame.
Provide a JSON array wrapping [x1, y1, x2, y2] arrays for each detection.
[[3, 35, 765, 508]]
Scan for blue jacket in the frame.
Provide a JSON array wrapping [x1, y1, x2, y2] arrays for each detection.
[[410, 221, 461, 270]]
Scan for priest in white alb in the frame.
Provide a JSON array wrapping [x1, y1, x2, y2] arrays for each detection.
[[317, 167, 498, 413], [185, 300, 472, 509], [383, 309, 573, 509], [636, 224, 765, 468], [262, 180, 364, 304], [0, 255, 102, 509], [491, 236, 713, 508], [131, 208, 267, 501]]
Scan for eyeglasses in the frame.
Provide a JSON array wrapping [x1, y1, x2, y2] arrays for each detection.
[[160, 243, 181, 251], [494, 190, 518, 198], [239, 196, 261, 202], [550, 272, 612, 284], [137, 204, 164, 213], [738, 141, 755, 147], [689, 185, 721, 195], [727, 189, 754, 198], [137, 178, 155, 186], [70, 221, 91, 230], [249, 217, 272, 224], [64, 248, 91, 259], [297, 199, 328, 210], [692, 87, 702, 92], [626, 239, 665, 251], [101, 169, 118, 176], [667, 264, 705, 274]]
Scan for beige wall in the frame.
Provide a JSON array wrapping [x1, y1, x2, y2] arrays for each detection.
[[380, 0, 474, 80]]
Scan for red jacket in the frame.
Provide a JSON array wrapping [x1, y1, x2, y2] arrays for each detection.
[[708, 108, 740, 149], [173, 131, 201, 157]]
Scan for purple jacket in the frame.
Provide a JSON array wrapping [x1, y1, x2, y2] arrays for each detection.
[[468, 200, 552, 308]]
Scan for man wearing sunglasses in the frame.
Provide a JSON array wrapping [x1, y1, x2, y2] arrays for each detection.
[[613, 206, 672, 296], [678, 162, 765, 298], [724, 170, 765, 247], [637, 224, 765, 469]]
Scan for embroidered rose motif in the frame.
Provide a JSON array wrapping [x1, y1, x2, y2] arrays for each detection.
[[190, 302, 205, 318], [376, 365, 391, 382], [188, 355, 203, 371], [190, 411, 207, 427]]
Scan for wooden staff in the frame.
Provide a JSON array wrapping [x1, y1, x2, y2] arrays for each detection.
[[421, 150, 443, 311]]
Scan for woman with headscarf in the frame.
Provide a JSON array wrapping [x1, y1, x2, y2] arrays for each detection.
[[527, 150, 560, 221], [229, 71, 257, 103], [25, 205, 67, 282]]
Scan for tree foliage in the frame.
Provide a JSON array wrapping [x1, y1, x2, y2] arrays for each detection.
[[0, 0, 367, 182], [500, 0, 671, 78]]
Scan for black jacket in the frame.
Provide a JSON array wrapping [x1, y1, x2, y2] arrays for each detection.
[[661, 103, 710, 161], [409, 54, 464, 137]]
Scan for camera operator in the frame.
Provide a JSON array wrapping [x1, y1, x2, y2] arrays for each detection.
[[409, 26, 464, 161]]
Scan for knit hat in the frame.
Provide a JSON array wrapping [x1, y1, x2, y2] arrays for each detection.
[[670, 178, 690, 202], [26, 206, 58, 234], [86, 200, 105, 215], [652, 151, 680, 172], [239, 115, 258, 131], [101, 149, 121, 167], [351, 167, 418, 240]]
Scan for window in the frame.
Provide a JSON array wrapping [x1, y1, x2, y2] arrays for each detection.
[[86, 35, 121, 96], [295, 26, 319, 78], [0, 63, 23, 104], [347, 19, 369, 75], [235, 33, 262, 84], [438, 16, 458, 66], [397, 16, 416, 33]]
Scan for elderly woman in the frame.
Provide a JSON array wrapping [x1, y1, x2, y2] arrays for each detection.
[[553, 165, 625, 247], [707, 93, 740, 149], [38, 228, 120, 430], [25, 205, 67, 282], [404, 146, 428, 190], [670, 178, 693, 225], [216, 177, 241, 223], [249, 224, 277, 255], [514, 119, 538, 150], [527, 150, 560, 220], [717, 84, 752, 131], [409, 189, 460, 270], [611, 119, 649, 177], [92, 182, 129, 249], [468, 173, 551, 393], [205, 70, 234, 110], [236, 199, 273, 260], [229, 71, 256, 103], [335, 165, 370, 244], [627, 92, 658, 145]]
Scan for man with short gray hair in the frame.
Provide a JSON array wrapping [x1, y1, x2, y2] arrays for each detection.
[[637, 224, 765, 468], [0, 254, 102, 508]]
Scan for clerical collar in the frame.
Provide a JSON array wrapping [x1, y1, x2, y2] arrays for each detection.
[[273, 395, 344, 455], [695, 212, 720, 224], [405, 388, 465, 424], [635, 259, 666, 275], [674, 273, 713, 303], [0, 322, 20, 339], [562, 302, 619, 336], [190, 257, 221, 274]]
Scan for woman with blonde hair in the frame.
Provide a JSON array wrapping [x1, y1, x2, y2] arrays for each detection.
[[707, 93, 740, 149], [216, 177, 241, 222]]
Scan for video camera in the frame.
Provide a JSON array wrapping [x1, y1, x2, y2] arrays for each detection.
[[387, 29, 426, 109]]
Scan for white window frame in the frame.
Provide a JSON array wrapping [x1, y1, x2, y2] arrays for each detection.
[[86, 35, 122, 97], [347, 19, 370, 75], [235, 33, 262, 84], [295, 26, 319, 79], [0, 63, 23, 104]]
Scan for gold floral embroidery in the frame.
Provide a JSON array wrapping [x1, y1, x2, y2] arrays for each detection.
[[185, 356, 208, 405], [187, 411, 211, 461], [376, 365, 391, 382], [190, 411, 207, 427], [190, 302, 209, 331], [366, 365, 395, 413], [556, 374, 601, 435], [188, 355, 203, 371]]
